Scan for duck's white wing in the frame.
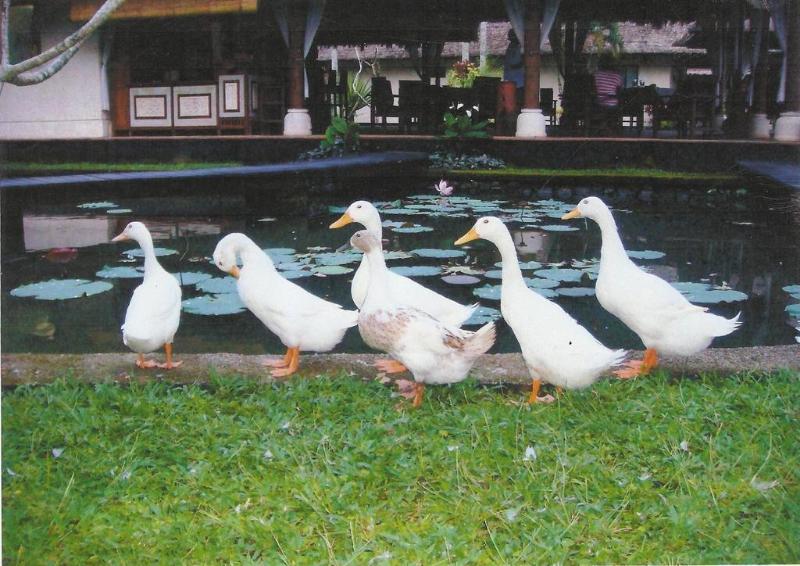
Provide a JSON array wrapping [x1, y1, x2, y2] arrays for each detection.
[[123, 277, 182, 334], [606, 263, 707, 322], [387, 271, 476, 326]]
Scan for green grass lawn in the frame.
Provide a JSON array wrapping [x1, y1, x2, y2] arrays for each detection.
[[3, 371, 798, 564], [443, 167, 739, 182]]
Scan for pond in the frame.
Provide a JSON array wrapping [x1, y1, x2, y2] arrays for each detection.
[[2, 177, 799, 355]]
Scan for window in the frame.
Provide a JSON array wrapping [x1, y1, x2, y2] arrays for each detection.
[[8, 4, 39, 64], [621, 66, 640, 88]]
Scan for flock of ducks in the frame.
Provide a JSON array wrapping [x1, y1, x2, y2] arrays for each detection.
[[112, 196, 741, 407]]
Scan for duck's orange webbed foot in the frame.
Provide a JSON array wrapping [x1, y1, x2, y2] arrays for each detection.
[[526, 379, 557, 404], [271, 347, 299, 378], [156, 343, 182, 369], [375, 359, 408, 374], [136, 355, 158, 369], [264, 348, 293, 368], [614, 348, 658, 379]]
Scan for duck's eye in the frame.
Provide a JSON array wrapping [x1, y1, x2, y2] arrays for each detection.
[[356, 204, 362, 209], [582, 199, 589, 205], [482, 219, 489, 224]]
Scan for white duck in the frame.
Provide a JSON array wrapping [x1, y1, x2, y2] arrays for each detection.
[[330, 200, 477, 373], [455, 217, 626, 402], [351, 230, 495, 408], [112, 221, 182, 369], [562, 196, 741, 377], [213, 233, 358, 378]]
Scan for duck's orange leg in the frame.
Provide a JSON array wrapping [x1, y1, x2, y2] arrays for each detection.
[[527, 378, 556, 404], [615, 348, 658, 379], [412, 382, 425, 408], [271, 347, 300, 378], [136, 353, 158, 369], [264, 347, 293, 368], [157, 343, 183, 369], [375, 359, 408, 373]]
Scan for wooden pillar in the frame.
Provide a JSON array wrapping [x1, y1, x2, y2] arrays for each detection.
[[287, 2, 305, 110], [283, 0, 311, 135], [774, 0, 800, 140], [109, 38, 130, 135], [522, 0, 541, 110], [515, 0, 546, 136]]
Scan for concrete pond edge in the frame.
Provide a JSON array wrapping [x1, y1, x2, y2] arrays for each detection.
[[2, 346, 799, 387]]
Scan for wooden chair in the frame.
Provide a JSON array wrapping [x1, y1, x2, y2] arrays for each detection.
[[370, 77, 399, 128]]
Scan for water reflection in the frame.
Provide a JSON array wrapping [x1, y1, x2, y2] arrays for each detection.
[[2, 181, 799, 355]]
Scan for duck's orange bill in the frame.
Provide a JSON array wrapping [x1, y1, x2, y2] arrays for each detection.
[[229, 266, 241, 279], [454, 227, 479, 245], [561, 208, 582, 220], [111, 233, 129, 242], [329, 212, 353, 229]]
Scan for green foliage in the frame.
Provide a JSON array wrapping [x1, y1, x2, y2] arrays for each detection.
[[441, 111, 489, 139], [3, 371, 799, 563], [429, 151, 506, 170], [299, 116, 361, 160], [344, 77, 372, 121], [446, 60, 480, 88]]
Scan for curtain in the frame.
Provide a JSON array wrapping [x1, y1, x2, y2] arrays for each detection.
[[504, 0, 560, 49], [767, 0, 786, 102], [746, 9, 764, 106], [270, 0, 326, 98]]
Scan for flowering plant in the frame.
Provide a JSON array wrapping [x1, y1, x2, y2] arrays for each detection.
[[446, 60, 479, 88]]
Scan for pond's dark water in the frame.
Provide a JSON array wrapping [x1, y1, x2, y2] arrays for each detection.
[[2, 178, 799, 354]]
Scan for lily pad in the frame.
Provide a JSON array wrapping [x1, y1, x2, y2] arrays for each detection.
[[380, 207, 424, 215], [556, 287, 596, 297], [182, 293, 246, 315], [391, 225, 434, 234], [123, 247, 178, 258], [390, 265, 442, 277], [96, 265, 144, 279], [313, 265, 354, 276], [196, 277, 237, 294], [484, 270, 503, 280], [10, 279, 113, 300], [328, 205, 347, 214], [465, 306, 501, 325], [264, 247, 296, 256], [282, 270, 313, 280], [786, 304, 800, 318], [313, 251, 363, 266], [173, 272, 213, 286], [381, 220, 406, 228], [540, 224, 580, 232], [671, 282, 711, 294], [473, 284, 501, 301], [441, 274, 481, 285], [107, 208, 133, 215], [683, 289, 749, 304], [78, 201, 116, 209], [535, 268, 584, 282], [411, 248, 466, 259], [383, 250, 413, 261], [494, 260, 542, 270], [783, 285, 800, 300], [627, 250, 666, 260], [527, 277, 560, 289]]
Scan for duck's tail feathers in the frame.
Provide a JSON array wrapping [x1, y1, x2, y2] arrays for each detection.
[[708, 311, 742, 337], [465, 321, 496, 357]]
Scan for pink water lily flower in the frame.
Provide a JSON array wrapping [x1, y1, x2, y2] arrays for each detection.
[[435, 179, 454, 196]]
